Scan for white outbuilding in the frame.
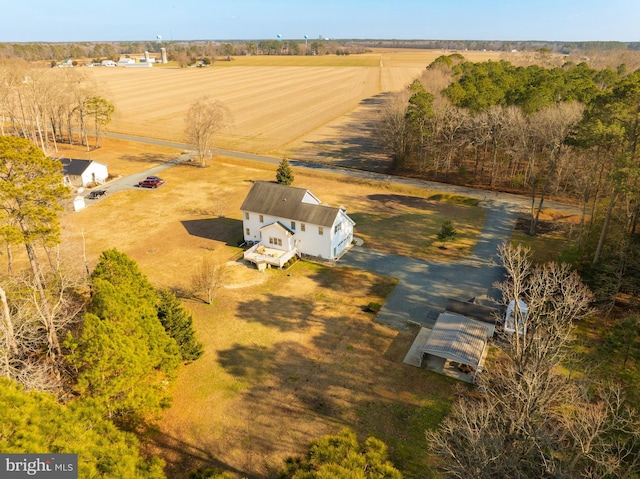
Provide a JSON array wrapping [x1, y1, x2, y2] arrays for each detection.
[[59, 158, 109, 188], [505, 298, 528, 334]]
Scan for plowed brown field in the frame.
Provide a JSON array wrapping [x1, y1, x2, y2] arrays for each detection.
[[87, 49, 500, 159]]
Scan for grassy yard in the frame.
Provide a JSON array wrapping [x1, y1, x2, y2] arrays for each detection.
[[349, 193, 485, 261], [57, 153, 475, 478], [510, 214, 582, 264], [153, 262, 456, 479]]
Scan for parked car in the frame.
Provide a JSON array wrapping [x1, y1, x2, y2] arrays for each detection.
[[87, 189, 107, 199], [138, 176, 164, 188]]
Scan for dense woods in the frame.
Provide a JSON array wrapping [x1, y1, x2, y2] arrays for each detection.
[[378, 54, 640, 310]]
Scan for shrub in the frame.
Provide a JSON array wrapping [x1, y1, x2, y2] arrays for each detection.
[[367, 302, 382, 313]]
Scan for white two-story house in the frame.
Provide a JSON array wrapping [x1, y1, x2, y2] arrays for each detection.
[[240, 181, 355, 267]]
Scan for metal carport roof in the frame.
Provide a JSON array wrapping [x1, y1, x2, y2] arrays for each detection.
[[421, 312, 489, 370]]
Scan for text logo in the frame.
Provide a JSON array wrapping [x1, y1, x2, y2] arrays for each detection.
[[0, 454, 77, 478]]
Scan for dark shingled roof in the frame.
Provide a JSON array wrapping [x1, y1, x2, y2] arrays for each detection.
[[240, 181, 344, 227], [59, 158, 93, 176]]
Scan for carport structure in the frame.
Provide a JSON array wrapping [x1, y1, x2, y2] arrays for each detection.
[[420, 312, 489, 381]]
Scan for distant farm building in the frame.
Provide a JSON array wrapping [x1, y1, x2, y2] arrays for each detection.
[[118, 56, 153, 68]]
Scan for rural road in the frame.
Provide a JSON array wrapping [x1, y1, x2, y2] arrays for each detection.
[[100, 130, 580, 216], [96, 131, 578, 329]]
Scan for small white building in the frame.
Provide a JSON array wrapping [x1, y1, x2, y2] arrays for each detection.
[[73, 196, 86, 211], [505, 298, 528, 334], [100, 60, 117, 67], [240, 181, 355, 267], [59, 159, 108, 188]]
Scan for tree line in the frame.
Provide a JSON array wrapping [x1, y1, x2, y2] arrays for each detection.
[[0, 59, 114, 155], [0, 41, 164, 62], [377, 54, 640, 309], [0, 136, 203, 476], [0, 40, 368, 65]]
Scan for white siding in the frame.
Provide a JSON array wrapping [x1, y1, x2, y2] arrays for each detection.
[[241, 199, 354, 260], [260, 223, 295, 251], [301, 191, 321, 205], [81, 162, 108, 186], [329, 210, 355, 258], [243, 211, 335, 258]]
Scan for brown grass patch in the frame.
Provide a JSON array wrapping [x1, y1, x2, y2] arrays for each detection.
[[152, 263, 454, 478], [55, 152, 464, 478], [52, 137, 183, 177]]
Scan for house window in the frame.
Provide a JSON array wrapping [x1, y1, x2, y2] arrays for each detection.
[[259, 214, 264, 223], [301, 223, 306, 232], [245, 228, 250, 236], [318, 226, 324, 236], [245, 212, 250, 220], [269, 237, 282, 246], [334, 222, 342, 234], [291, 221, 296, 230]]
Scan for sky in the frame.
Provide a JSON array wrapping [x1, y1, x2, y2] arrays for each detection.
[[2, 0, 639, 43]]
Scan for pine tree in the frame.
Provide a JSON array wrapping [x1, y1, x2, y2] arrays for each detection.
[[276, 158, 294, 185], [66, 249, 180, 425], [0, 378, 166, 478], [157, 289, 204, 363], [279, 428, 402, 479], [0, 135, 70, 359], [436, 220, 457, 248]]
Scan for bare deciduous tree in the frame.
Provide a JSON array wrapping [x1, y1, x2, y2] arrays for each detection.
[[0, 266, 85, 393], [184, 96, 232, 167], [376, 90, 410, 170], [191, 257, 228, 304], [529, 102, 585, 234], [426, 244, 640, 479]]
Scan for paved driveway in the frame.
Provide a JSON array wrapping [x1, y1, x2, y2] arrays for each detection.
[[341, 199, 521, 329], [81, 153, 193, 204]]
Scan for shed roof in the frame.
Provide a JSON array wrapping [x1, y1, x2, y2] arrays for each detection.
[[59, 158, 92, 175], [58, 158, 106, 176], [422, 312, 488, 368], [240, 181, 348, 228]]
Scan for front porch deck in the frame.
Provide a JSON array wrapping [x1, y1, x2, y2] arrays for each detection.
[[243, 243, 298, 269]]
